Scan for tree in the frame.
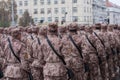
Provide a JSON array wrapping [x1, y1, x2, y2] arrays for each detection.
[[19, 10, 34, 27], [0, 0, 10, 27], [6, 0, 18, 22]]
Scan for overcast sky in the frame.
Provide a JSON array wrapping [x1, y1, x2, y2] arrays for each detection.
[[109, 0, 120, 6]]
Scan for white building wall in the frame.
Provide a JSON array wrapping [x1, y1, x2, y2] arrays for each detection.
[[16, 0, 93, 25], [107, 7, 120, 24], [92, 0, 107, 24]]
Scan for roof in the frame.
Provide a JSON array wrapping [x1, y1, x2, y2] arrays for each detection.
[[106, 0, 120, 8]]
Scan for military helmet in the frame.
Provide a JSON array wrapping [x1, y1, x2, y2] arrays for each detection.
[[48, 22, 58, 32], [101, 24, 107, 30], [68, 23, 78, 31], [39, 26, 47, 36], [58, 26, 67, 33]]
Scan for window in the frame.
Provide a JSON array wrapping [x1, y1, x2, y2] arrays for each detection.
[[54, 8, 58, 14], [87, 16, 89, 21], [47, 0, 51, 5], [84, 16, 86, 21], [40, 0, 44, 5], [34, 0, 37, 5], [73, 16, 78, 22], [48, 17, 52, 22], [55, 17, 59, 22], [34, 9, 38, 14], [47, 8, 51, 14], [40, 17, 45, 21], [61, 0, 65, 4], [19, 1, 22, 6], [61, 7, 66, 14], [62, 17, 65, 21], [73, 0, 77, 3], [84, 7, 86, 12], [25, 9, 28, 11], [19, 9, 23, 14], [54, 0, 58, 4], [72, 7, 77, 13], [34, 17, 38, 22], [24, 1, 28, 6], [40, 8, 45, 14]]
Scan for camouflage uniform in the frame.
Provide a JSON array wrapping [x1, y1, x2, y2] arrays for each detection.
[[61, 23, 85, 80], [40, 23, 67, 80], [4, 29, 30, 80], [107, 25, 119, 79], [81, 26, 102, 80], [93, 24, 109, 80], [30, 27, 46, 80], [98, 24, 114, 80]]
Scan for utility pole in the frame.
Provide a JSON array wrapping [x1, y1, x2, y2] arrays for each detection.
[[11, 0, 15, 27]]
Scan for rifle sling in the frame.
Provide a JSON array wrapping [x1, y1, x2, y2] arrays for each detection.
[[69, 35, 83, 59], [7, 37, 21, 63], [94, 32, 105, 48], [94, 32, 110, 60]]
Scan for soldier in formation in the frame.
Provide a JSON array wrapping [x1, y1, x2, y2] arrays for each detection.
[[0, 22, 120, 80]]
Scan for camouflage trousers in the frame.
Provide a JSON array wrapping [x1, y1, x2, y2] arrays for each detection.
[[89, 62, 102, 80], [44, 75, 67, 80], [4, 78, 28, 80], [99, 58, 109, 80], [108, 55, 116, 80], [31, 67, 44, 80]]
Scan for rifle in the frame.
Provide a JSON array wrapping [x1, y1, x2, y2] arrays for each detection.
[[46, 36, 75, 80], [69, 35, 90, 72], [85, 35, 102, 65], [7, 37, 33, 80]]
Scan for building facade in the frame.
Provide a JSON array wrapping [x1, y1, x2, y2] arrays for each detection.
[[16, 0, 93, 25], [92, 0, 107, 24], [106, 0, 120, 24]]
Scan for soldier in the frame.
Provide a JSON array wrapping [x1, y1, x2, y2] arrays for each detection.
[[0, 28, 6, 80], [81, 26, 102, 80], [61, 23, 85, 80], [4, 28, 31, 80], [30, 26, 47, 80], [98, 24, 115, 80], [93, 24, 109, 80], [39, 22, 67, 80], [107, 24, 119, 79]]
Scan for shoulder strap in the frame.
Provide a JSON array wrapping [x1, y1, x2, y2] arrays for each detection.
[[85, 35, 102, 65], [46, 36, 66, 65], [7, 37, 21, 63], [68, 35, 83, 59], [94, 32, 105, 48], [94, 32, 110, 59]]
